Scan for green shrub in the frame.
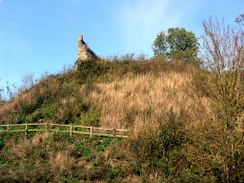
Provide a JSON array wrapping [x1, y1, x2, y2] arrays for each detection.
[[76, 59, 108, 84], [128, 108, 189, 181]]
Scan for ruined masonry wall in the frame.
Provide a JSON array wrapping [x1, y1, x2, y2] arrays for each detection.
[[78, 34, 97, 61]]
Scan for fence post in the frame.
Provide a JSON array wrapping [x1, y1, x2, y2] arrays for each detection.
[[113, 129, 117, 136], [90, 126, 93, 138], [70, 123, 73, 138], [45, 123, 48, 132], [25, 123, 28, 138], [7, 124, 9, 131]]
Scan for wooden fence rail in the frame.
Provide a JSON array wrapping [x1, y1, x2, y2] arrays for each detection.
[[0, 123, 128, 138]]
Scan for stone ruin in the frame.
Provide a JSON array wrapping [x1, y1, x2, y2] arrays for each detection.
[[75, 34, 98, 68]]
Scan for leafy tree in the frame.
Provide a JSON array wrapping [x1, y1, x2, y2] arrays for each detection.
[[152, 28, 200, 64]]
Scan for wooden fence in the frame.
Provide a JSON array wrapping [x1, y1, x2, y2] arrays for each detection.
[[0, 123, 128, 138]]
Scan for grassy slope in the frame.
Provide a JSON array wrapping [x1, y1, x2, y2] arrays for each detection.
[[0, 58, 243, 182]]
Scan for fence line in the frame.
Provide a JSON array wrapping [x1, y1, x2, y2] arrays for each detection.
[[0, 123, 128, 138]]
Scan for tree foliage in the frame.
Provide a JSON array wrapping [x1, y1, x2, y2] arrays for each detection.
[[152, 28, 200, 64]]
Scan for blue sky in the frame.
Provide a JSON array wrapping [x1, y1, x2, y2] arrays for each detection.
[[0, 0, 243, 93]]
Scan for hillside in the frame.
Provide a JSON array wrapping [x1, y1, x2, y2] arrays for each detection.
[[0, 57, 243, 182]]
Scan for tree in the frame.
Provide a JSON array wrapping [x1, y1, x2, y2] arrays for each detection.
[[201, 16, 244, 128], [152, 28, 200, 64], [199, 17, 244, 181]]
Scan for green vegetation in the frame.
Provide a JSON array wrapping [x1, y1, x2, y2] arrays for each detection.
[[152, 27, 200, 65], [0, 17, 243, 182]]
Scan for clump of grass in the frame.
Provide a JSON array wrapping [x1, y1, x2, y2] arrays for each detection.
[[51, 151, 75, 178]]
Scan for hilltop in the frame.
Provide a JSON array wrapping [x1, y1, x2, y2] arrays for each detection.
[[0, 57, 243, 182]]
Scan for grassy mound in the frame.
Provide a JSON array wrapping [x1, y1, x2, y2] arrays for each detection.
[[0, 57, 243, 182]]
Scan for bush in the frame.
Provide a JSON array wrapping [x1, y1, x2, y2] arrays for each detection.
[[76, 59, 108, 84], [128, 108, 189, 181]]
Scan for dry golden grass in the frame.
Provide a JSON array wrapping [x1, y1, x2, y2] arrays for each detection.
[[9, 139, 32, 158], [9, 132, 50, 158], [0, 60, 214, 134], [0, 92, 34, 123], [32, 132, 49, 146], [51, 151, 75, 175], [82, 71, 213, 136]]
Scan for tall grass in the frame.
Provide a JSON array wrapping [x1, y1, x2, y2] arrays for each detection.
[[84, 69, 213, 136]]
